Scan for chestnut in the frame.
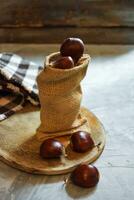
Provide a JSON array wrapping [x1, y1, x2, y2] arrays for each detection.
[[40, 138, 63, 159], [71, 164, 99, 188], [70, 131, 94, 153], [52, 56, 74, 69], [60, 38, 84, 63]]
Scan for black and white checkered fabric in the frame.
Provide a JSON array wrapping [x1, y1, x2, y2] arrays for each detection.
[[0, 53, 43, 121]]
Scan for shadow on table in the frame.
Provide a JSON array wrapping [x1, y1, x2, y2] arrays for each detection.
[[65, 179, 97, 198]]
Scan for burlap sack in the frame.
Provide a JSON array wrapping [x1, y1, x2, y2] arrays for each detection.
[[36, 52, 91, 141]]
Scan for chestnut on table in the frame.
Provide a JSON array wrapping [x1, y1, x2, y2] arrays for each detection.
[[71, 164, 99, 188]]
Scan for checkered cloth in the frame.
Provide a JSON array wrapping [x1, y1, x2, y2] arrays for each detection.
[[0, 53, 43, 121]]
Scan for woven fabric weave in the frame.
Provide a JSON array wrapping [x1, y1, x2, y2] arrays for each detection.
[[36, 52, 91, 139], [0, 53, 42, 121]]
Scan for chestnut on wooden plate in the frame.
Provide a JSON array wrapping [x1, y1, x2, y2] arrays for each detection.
[[40, 138, 63, 159], [70, 131, 94, 153]]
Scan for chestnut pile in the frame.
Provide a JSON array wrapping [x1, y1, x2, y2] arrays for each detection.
[[40, 131, 100, 188], [52, 37, 84, 69]]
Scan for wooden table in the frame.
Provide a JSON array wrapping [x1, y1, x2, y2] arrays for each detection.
[[0, 44, 134, 200]]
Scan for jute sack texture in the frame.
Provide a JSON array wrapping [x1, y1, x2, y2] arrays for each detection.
[[36, 52, 91, 139]]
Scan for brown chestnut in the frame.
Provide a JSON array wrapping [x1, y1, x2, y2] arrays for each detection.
[[70, 131, 94, 153], [52, 56, 74, 69], [40, 138, 63, 159], [71, 164, 99, 188], [60, 38, 84, 63]]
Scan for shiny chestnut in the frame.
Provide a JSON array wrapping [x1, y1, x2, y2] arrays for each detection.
[[71, 164, 99, 188], [60, 38, 84, 63], [52, 56, 74, 69], [40, 138, 63, 159], [70, 131, 94, 153]]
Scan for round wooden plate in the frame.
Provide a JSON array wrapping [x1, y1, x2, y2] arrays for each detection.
[[0, 105, 106, 175]]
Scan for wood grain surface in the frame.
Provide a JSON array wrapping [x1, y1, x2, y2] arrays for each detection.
[[0, 107, 105, 175], [0, 0, 134, 43], [0, 0, 134, 27], [0, 44, 134, 199], [0, 27, 134, 44]]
